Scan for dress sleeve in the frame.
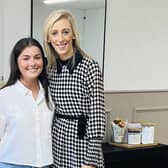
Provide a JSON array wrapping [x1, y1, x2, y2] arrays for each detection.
[[84, 61, 106, 166]]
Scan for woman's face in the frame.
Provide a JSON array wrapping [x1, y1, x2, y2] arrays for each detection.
[[48, 18, 75, 60], [17, 46, 43, 83]]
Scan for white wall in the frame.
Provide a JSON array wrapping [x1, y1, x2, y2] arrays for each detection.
[[84, 8, 104, 68], [0, 1, 4, 80], [0, 0, 31, 81], [104, 0, 168, 92]]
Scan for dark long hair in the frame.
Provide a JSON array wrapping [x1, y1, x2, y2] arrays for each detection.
[[3, 37, 50, 107]]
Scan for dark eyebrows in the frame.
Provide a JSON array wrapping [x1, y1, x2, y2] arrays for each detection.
[[21, 53, 41, 57]]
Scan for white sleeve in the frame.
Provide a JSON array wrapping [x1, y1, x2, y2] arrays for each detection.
[[0, 111, 6, 139]]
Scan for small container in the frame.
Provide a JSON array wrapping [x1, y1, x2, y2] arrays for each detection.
[[127, 127, 141, 144], [111, 120, 127, 143], [141, 122, 155, 144]]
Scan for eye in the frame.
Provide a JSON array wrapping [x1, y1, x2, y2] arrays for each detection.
[[63, 29, 70, 35], [23, 57, 29, 60], [35, 57, 41, 60], [22, 56, 29, 60], [51, 31, 58, 36], [34, 54, 42, 59]]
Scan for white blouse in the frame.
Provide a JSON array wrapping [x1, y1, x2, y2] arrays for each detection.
[[0, 80, 54, 167]]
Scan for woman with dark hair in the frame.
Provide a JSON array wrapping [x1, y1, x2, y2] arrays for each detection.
[[0, 37, 54, 168]]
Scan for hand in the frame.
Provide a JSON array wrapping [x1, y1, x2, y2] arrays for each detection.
[[81, 165, 95, 168]]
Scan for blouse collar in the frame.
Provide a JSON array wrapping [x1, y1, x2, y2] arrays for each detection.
[[56, 51, 83, 74]]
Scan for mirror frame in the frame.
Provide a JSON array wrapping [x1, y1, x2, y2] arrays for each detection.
[[30, 0, 107, 76]]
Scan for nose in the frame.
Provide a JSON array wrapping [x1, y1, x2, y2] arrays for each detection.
[[57, 33, 64, 42], [29, 58, 36, 66]]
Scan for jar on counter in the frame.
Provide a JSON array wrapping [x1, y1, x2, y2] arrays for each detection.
[[127, 128, 141, 144], [141, 122, 155, 144]]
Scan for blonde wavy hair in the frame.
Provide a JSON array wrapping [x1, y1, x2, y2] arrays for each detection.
[[43, 9, 90, 66]]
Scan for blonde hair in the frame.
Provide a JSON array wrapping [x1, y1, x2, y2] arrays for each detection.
[[43, 9, 90, 66]]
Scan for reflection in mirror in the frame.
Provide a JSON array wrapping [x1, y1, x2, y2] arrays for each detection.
[[32, 0, 106, 71]]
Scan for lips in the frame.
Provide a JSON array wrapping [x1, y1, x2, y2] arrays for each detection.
[[56, 43, 67, 50], [27, 67, 39, 72]]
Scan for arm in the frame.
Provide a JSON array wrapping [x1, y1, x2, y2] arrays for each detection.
[[0, 111, 6, 140], [0, 93, 7, 140], [83, 61, 105, 167]]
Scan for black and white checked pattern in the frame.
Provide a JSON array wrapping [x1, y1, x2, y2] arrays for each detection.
[[48, 54, 105, 168]]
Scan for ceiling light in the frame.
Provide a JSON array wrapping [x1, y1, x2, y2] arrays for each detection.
[[43, 0, 77, 5]]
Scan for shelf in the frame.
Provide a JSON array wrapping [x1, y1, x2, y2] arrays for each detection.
[[110, 142, 159, 148]]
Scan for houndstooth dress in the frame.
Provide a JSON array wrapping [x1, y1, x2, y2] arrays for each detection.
[[48, 52, 105, 168]]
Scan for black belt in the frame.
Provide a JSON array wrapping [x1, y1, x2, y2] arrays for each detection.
[[55, 113, 81, 119], [55, 113, 88, 139]]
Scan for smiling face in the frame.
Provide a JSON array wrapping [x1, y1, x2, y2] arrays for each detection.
[[48, 17, 75, 60], [17, 46, 43, 84]]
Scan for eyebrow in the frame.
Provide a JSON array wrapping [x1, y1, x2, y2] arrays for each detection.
[[21, 53, 41, 57]]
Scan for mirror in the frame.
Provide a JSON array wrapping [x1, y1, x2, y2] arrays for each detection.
[[32, 0, 106, 71]]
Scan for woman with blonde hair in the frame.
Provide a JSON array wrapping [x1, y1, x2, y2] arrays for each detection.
[[43, 9, 105, 168]]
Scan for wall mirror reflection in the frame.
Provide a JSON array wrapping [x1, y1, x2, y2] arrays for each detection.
[[32, 0, 106, 71]]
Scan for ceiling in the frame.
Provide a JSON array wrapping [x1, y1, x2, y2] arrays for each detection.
[[33, 0, 105, 9]]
